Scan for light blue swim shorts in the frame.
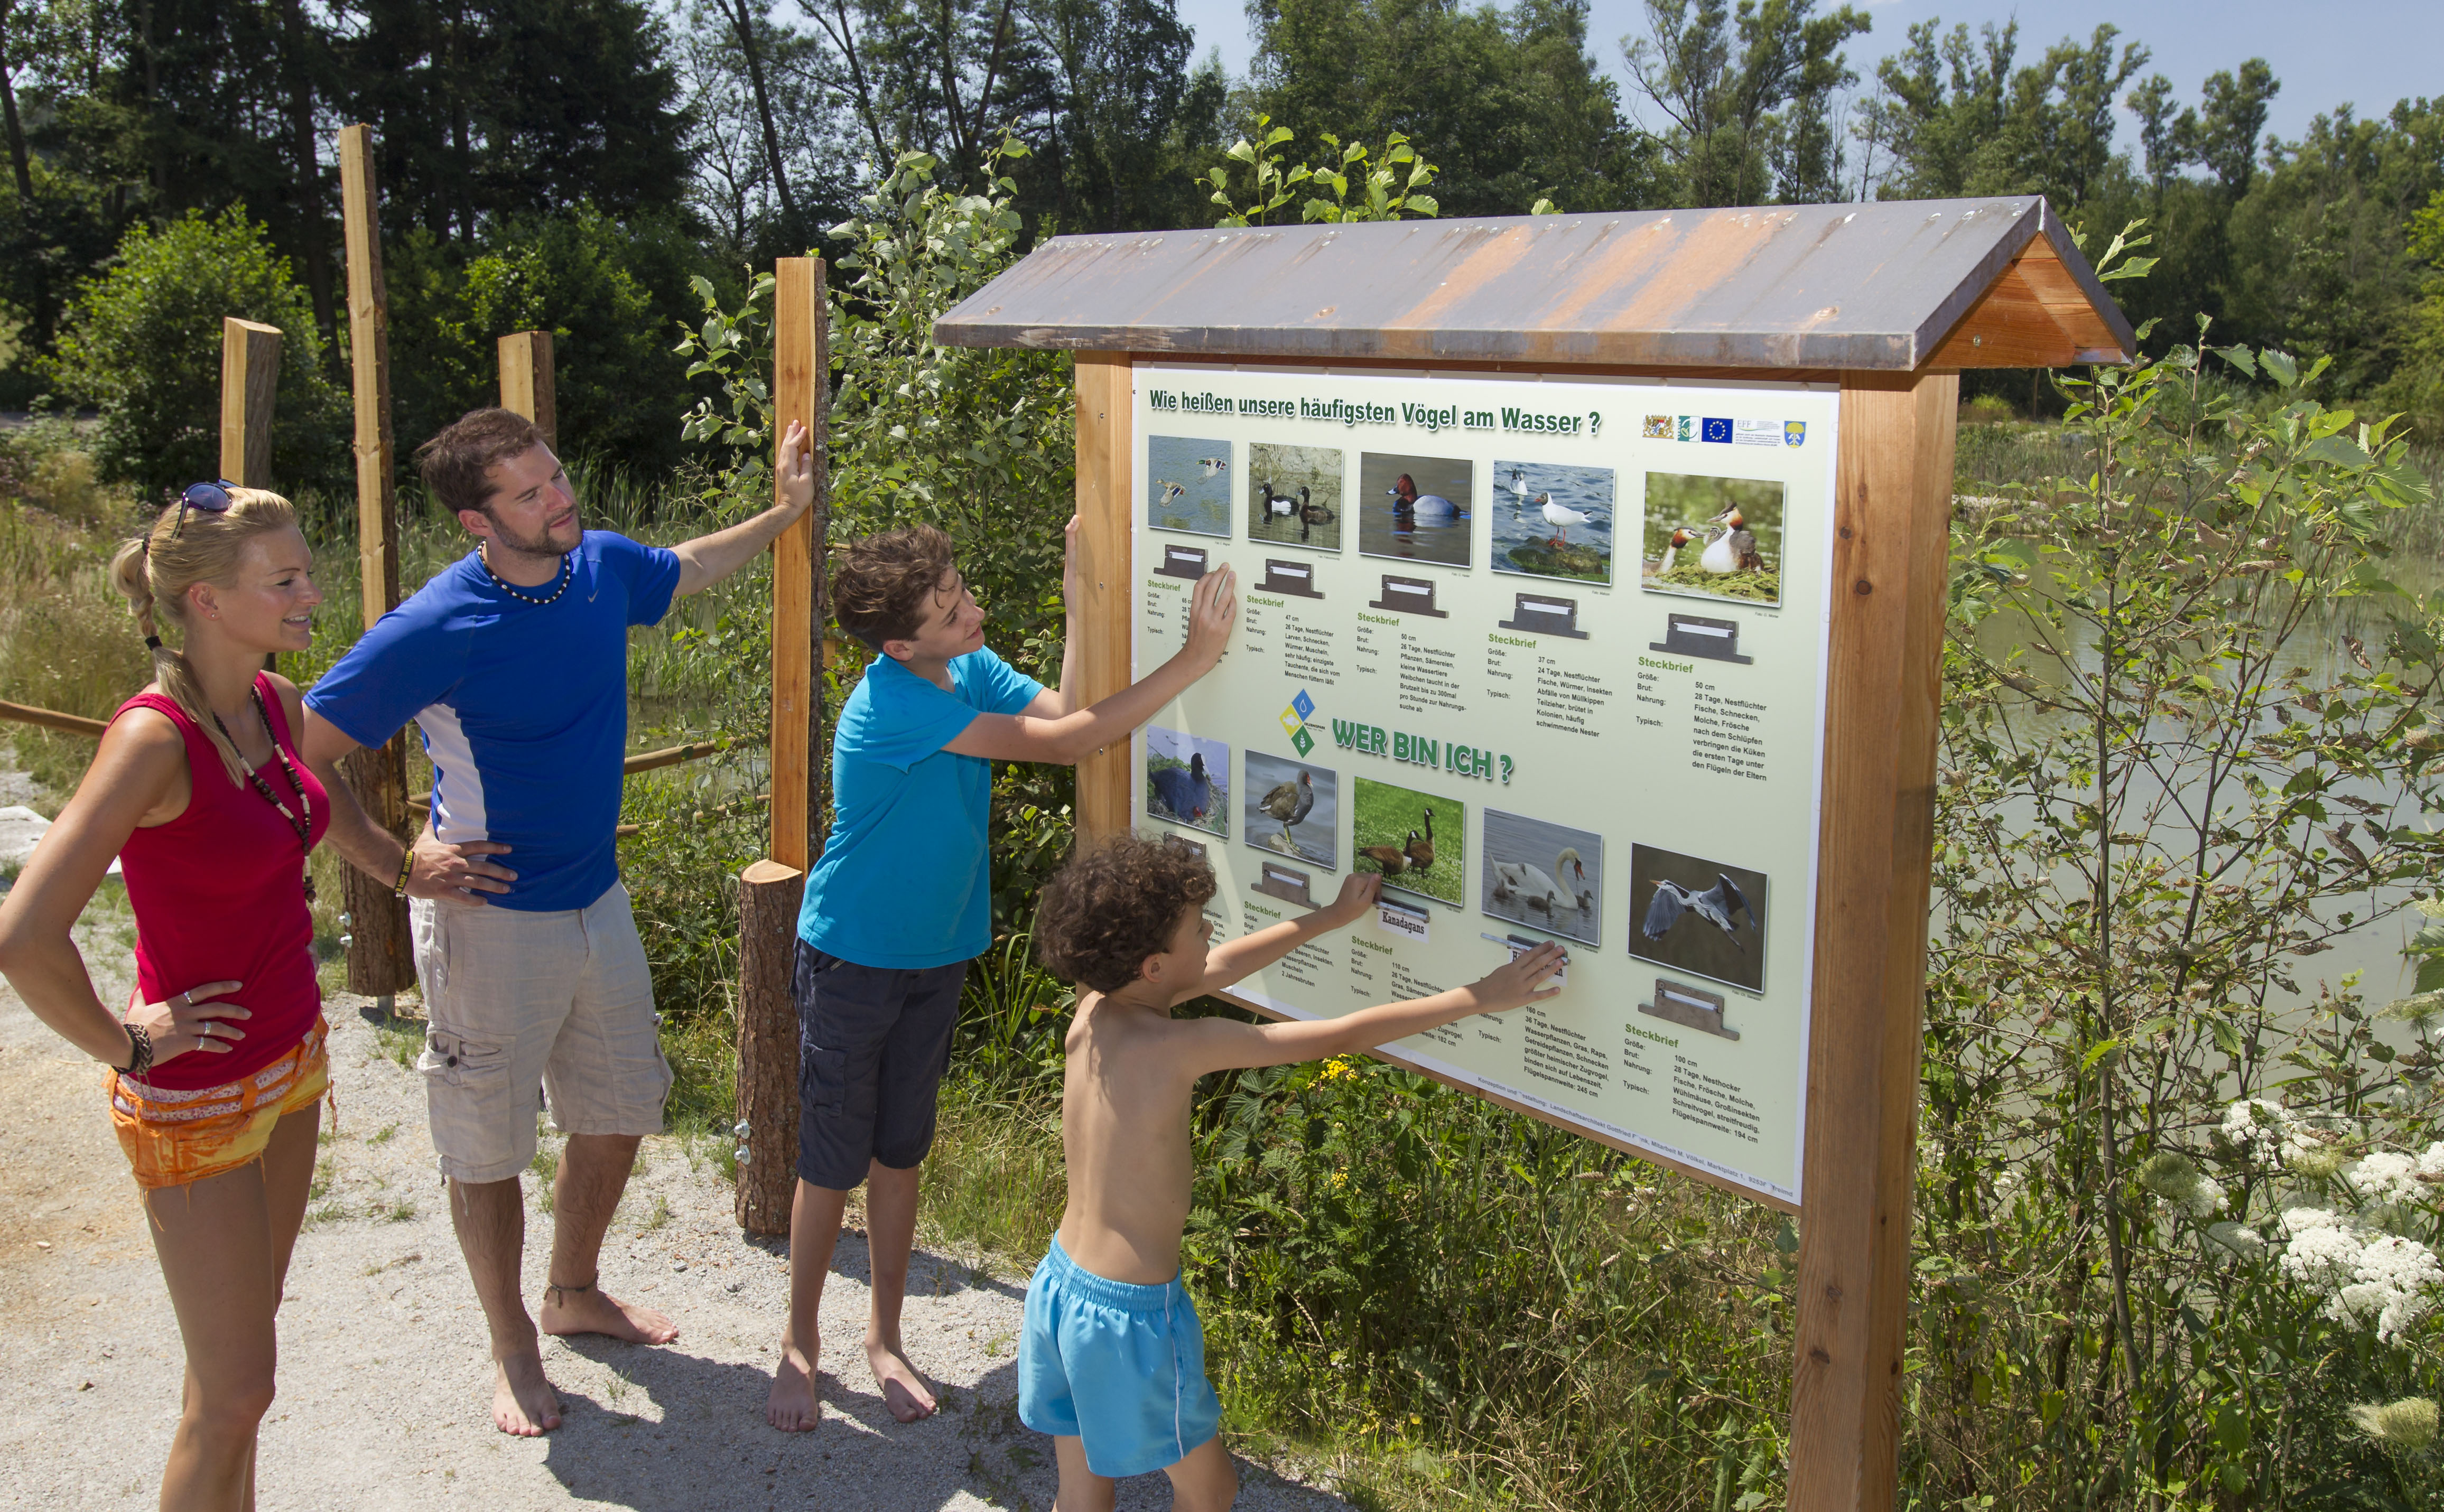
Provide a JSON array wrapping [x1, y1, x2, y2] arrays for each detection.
[[1017, 1236, 1223, 1478]]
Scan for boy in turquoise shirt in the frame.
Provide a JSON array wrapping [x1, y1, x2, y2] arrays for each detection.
[[768, 520, 1237, 1431]]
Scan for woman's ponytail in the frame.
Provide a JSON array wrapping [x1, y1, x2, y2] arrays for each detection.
[[111, 488, 299, 787]]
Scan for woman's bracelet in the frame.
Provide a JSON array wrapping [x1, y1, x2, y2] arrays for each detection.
[[392, 845, 416, 899], [118, 1022, 153, 1078]]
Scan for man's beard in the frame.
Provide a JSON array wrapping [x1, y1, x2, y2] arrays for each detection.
[[485, 508, 576, 560]]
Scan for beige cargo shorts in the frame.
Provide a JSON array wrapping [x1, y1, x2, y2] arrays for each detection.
[[408, 882, 672, 1184]]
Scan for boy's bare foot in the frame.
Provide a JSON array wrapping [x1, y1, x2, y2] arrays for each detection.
[[494, 1351, 563, 1436], [767, 1334, 822, 1431], [541, 1285, 679, 1345], [867, 1332, 937, 1422]]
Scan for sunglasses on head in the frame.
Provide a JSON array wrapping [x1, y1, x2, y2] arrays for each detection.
[[174, 479, 238, 537]]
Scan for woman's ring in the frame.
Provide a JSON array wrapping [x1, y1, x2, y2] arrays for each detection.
[[175, 991, 191, 1010]]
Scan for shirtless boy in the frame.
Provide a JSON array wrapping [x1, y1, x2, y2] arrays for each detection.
[[1025, 836, 1565, 1509]]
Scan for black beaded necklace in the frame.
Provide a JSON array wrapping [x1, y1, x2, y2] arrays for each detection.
[[480, 541, 574, 606], [210, 683, 317, 903]]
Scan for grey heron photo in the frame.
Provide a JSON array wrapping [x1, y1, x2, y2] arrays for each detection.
[[1627, 842, 1768, 992]]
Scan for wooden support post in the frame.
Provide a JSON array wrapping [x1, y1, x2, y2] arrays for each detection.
[[498, 331, 556, 447], [336, 122, 416, 1000], [1071, 351, 1133, 845], [735, 256, 829, 1230], [735, 859, 806, 1233], [219, 319, 281, 488], [1786, 369, 1958, 1512]]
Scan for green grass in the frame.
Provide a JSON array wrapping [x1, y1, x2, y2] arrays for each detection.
[[917, 1079, 1066, 1274]]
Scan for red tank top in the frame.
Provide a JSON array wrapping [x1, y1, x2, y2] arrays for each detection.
[[113, 675, 329, 1091]]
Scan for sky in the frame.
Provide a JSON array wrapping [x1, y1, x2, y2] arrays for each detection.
[[1172, 0, 2442, 160]]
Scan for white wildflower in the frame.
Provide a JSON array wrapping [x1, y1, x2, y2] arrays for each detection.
[[2223, 1099, 2293, 1162], [2418, 1142, 2444, 1179], [2183, 1173, 2229, 1218], [2348, 1151, 2426, 1204], [2352, 1397, 2442, 1452], [2334, 1235, 2444, 1340], [2279, 1209, 2367, 1290], [2205, 1221, 2263, 1256]]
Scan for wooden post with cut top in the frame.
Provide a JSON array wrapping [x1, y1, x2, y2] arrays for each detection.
[[1070, 352, 1134, 845], [218, 319, 281, 488], [736, 256, 829, 1234], [334, 122, 417, 1002], [498, 331, 556, 447]]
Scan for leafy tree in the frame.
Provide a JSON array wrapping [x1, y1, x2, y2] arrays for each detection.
[[1201, 115, 1443, 225], [45, 206, 348, 497], [1252, 0, 1653, 215], [1625, 0, 1869, 206]]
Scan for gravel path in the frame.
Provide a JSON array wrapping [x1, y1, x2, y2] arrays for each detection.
[[0, 957, 1354, 1511]]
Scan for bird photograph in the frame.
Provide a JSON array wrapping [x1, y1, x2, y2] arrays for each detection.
[[1628, 843, 1768, 992], [1145, 726, 1229, 838], [1641, 471, 1783, 605], [1147, 434, 1233, 538], [1492, 461, 1615, 585], [1352, 777, 1463, 903], [1247, 442, 1344, 550], [1243, 753, 1336, 866], [1480, 807, 1604, 946], [1358, 451, 1472, 567]]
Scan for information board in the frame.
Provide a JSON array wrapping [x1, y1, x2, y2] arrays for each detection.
[[1129, 365, 1841, 1203]]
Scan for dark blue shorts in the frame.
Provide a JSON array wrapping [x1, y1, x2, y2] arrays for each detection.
[[792, 940, 969, 1189]]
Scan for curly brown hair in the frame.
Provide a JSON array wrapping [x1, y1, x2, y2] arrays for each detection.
[[1035, 834, 1217, 993], [413, 407, 549, 519], [832, 525, 957, 650]]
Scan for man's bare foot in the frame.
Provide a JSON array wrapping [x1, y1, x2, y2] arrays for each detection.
[[767, 1334, 822, 1432], [540, 1284, 679, 1345], [867, 1333, 937, 1423], [494, 1351, 563, 1436]]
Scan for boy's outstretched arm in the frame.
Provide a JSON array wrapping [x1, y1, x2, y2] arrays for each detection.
[[1191, 873, 1380, 1000], [1175, 940, 1567, 1076], [1022, 517, 1089, 718], [942, 561, 1237, 765]]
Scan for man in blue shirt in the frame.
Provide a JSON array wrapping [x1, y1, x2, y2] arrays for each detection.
[[301, 406, 817, 1438], [766, 521, 1236, 1432]]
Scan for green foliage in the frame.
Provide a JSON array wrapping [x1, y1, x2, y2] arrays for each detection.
[[44, 206, 348, 497], [1628, 0, 1872, 205], [1203, 116, 1440, 227], [386, 206, 711, 477]]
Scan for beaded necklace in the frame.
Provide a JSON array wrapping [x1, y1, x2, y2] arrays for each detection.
[[480, 541, 574, 606], [209, 683, 317, 903]]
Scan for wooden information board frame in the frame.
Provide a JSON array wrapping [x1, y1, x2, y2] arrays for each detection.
[[940, 200, 2133, 1511]]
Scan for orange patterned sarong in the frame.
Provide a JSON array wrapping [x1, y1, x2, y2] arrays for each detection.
[[107, 1019, 330, 1190]]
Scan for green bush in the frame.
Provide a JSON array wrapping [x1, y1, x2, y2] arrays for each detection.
[[45, 206, 349, 498], [387, 204, 713, 477]]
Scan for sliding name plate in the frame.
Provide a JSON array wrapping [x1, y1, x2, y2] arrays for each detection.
[[1261, 558, 1325, 598], [1157, 544, 1210, 581], [1639, 976, 1741, 1040], [1648, 612, 1752, 665], [1499, 592, 1588, 640], [1367, 574, 1448, 618], [1251, 861, 1317, 908]]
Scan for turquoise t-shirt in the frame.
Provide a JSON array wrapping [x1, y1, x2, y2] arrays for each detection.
[[797, 647, 1046, 968]]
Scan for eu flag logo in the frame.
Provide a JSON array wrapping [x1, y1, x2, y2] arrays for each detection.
[[1702, 417, 1733, 443]]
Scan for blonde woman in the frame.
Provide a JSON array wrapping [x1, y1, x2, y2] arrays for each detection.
[[0, 482, 328, 1511]]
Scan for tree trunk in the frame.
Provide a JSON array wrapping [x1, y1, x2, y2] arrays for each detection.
[[722, 0, 800, 242], [340, 738, 417, 997], [734, 860, 806, 1235]]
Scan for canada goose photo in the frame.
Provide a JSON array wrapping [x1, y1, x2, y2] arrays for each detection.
[[1358, 833, 1416, 876], [1404, 807, 1437, 870]]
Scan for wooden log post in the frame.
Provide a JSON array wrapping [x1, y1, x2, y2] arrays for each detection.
[[498, 331, 556, 447], [1070, 351, 1134, 845], [336, 123, 416, 1002], [219, 319, 281, 488], [1785, 369, 1959, 1512], [735, 256, 829, 1234]]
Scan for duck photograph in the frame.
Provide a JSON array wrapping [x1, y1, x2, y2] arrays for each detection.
[[1480, 807, 1604, 947], [1242, 752, 1338, 866], [1351, 777, 1464, 906], [1491, 461, 1614, 585], [1144, 724, 1230, 837], [1627, 842, 1768, 993], [1357, 451, 1472, 568], [1147, 435, 1233, 538], [1639, 471, 1785, 606], [1247, 442, 1343, 551]]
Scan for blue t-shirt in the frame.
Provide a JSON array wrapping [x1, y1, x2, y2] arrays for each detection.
[[305, 532, 681, 913], [798, 647, 1045, 969]]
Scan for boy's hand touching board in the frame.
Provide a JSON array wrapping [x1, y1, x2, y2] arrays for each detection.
[[1181, 564, 1239, 671]]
